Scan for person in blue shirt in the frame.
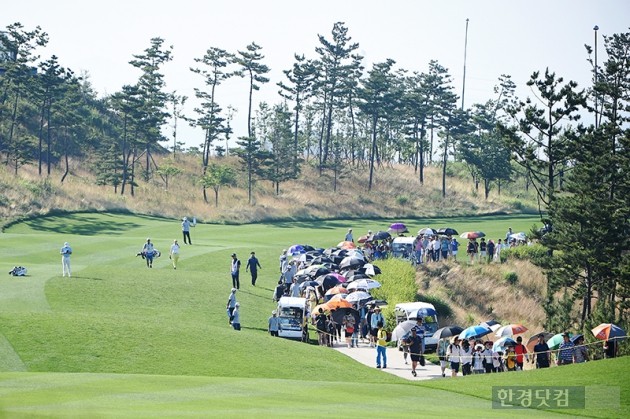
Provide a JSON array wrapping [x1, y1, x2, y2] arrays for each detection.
[[60, 242, 72, 277], [557, 333, 575, 365], [451, 238, 459, 260]]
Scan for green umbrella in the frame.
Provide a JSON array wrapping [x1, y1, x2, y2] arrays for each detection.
[[546, 332, 572, 350]]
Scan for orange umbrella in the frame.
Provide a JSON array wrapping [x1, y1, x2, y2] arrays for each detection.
[[326, 299, 353, 309], [337, 241, 356, 250], [591, 323, 626, 340], [311, 303, 331, 317]]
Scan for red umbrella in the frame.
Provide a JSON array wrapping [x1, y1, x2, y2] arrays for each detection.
[[460, 231, 486, 239], [337, 241, 356, 249], [495, 324, 528, 337], [357, 235, 371, 244]]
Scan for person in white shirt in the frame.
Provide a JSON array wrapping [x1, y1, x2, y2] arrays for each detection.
[[446, 336, 462, 377], [169, 240, 180, 269], [60, 242, 72, 277], [141, 238, 155, 268]]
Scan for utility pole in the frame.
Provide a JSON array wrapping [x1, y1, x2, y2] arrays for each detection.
[[461, 18, 469, 110], [593, 25, 599, 129]]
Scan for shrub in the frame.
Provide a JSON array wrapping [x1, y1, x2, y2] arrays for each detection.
[[504, 271, 518, 285], [502, 244, 550, 266], [395, 195, 409, 207]]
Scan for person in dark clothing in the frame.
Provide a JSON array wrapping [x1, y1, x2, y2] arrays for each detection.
[[230, 253, 241, 289], [246, 251, 262, 286]]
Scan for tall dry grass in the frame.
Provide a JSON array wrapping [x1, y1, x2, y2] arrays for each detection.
[[418, 258, 547, 332], [0, 154, 526, 224]]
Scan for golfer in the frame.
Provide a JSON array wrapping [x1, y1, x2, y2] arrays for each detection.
[[60, 241, 72, 277], [142, 238, 155, 268], [169, 239, 180, 269], [182, 217, 192, 245], [230, 253, 241, 289]]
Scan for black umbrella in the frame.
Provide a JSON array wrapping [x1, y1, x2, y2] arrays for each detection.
[[432, 325, 464, 340], [418, 227, 437, 236], [339, 256, 365, 270], [312, 256, 334, 265], [358, 265, 382, 275], [316, 274, 342, 291], [372, 231, 391, 241], [299, 280, 318, 289], [345, 273, 370, 282], [331, 307, 360, 326], [437, 227, 459, 236]]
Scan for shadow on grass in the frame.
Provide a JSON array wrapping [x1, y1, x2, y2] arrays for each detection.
[[23, 214, 142, 235]]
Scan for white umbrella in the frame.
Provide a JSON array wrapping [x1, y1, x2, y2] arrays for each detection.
[[347, 278, 381, 290], [345, 291, 372, 303], [391, 320, 418, 341]]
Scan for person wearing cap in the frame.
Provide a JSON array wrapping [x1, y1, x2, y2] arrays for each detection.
[[369, 306, 385, 347], [230, 253, 241, 289], [533, 334, 551, 368], [141, 238, 155, 268], [481, 341, 494, 373], [514, 336, 529, 370], [181, 217, 192, 245], [504, 345, 517, 371], [268, 310, 280, 336], [231, 303, 241, 330], [246, 251, 262, 286], [279, 249, 288, 273], [60, 241, 73, 277], [169, 239, 180, 270], [375, 321, 387, 368], [472, 344, 485, 374], [557, 333, 575, 365], [345, 228, 354, 243], [226, 288, 237, 325]]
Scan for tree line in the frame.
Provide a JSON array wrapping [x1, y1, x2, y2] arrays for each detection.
[[0, 22, 628, 330]]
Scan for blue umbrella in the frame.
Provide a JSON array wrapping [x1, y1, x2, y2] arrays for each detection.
[[459, 325, 492, 340], [570, 334, 584, 344], [410, 308, 438, 320], [288, 244, 306, 256], [494, 336, 517, 352]]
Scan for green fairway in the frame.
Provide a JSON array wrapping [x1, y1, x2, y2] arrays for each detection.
[[1, 212, 626, 417]]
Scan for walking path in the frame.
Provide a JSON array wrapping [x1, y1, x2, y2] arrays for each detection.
[[333, 339, 444, 381]]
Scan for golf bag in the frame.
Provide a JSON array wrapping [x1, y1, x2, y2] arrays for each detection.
[[9, 266, 27, 276]]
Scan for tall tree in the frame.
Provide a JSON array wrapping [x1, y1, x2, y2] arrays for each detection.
[[358, 59, 399, 191], [278, 54, 317, 175], [128, 37, 172, 181], [235, 42, 270, 138], [314, 22, 362, 171]]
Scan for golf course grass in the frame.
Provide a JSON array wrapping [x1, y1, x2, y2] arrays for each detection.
[[0, 212, 627, 417]]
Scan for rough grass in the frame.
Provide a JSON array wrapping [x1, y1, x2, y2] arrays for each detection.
[[0, 155, 539, 226]]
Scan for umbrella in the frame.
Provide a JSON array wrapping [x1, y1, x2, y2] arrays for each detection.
[[347, 278, 381, 290], [345, 273, 371, 282], [480, 320, 502, 332], [570, 334, 584, 344], [460, 231, 486, 239], [298, 280, 318, 290], [459, 325, 493, 340], [312, 303, 330, 317], [437, 227, 459, 236], [358, 264, 382, 275], [357, 235, 371, 244], [288, 244, 306, 256], [391, 320, 418, 341], [325, 285, 347, 296], [340, 256, 366, 270], [388, 222, 408, 234], [331, 307, 360, 326], [547, 333, 572, 350], [372, 231, 391, 241], [328, 272, 347, 283], [337, 241, 356, 250], [591, 323, 627, 341], [345, 291, 373, 304], [316, 274, 342, 291], [417, 227, 437, 236], [432, 326, 464, 340], [509, 232, 527, 241], [493, 337, 517, 352], [495, 324, 528, 337], [525, 332, 555, 352], [327, 299, 353, 310]]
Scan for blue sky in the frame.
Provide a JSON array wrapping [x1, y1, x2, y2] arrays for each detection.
[[4, 0, 629, 148]]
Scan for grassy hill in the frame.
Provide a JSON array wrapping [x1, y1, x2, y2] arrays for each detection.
[[1, 213, 627, 417], [0, 155, 537, 226]]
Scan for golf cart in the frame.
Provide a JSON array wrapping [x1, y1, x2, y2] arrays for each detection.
[[394, 302, 439, 352], [277, 296, 309, 342], [391, 237, 416, 260]]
